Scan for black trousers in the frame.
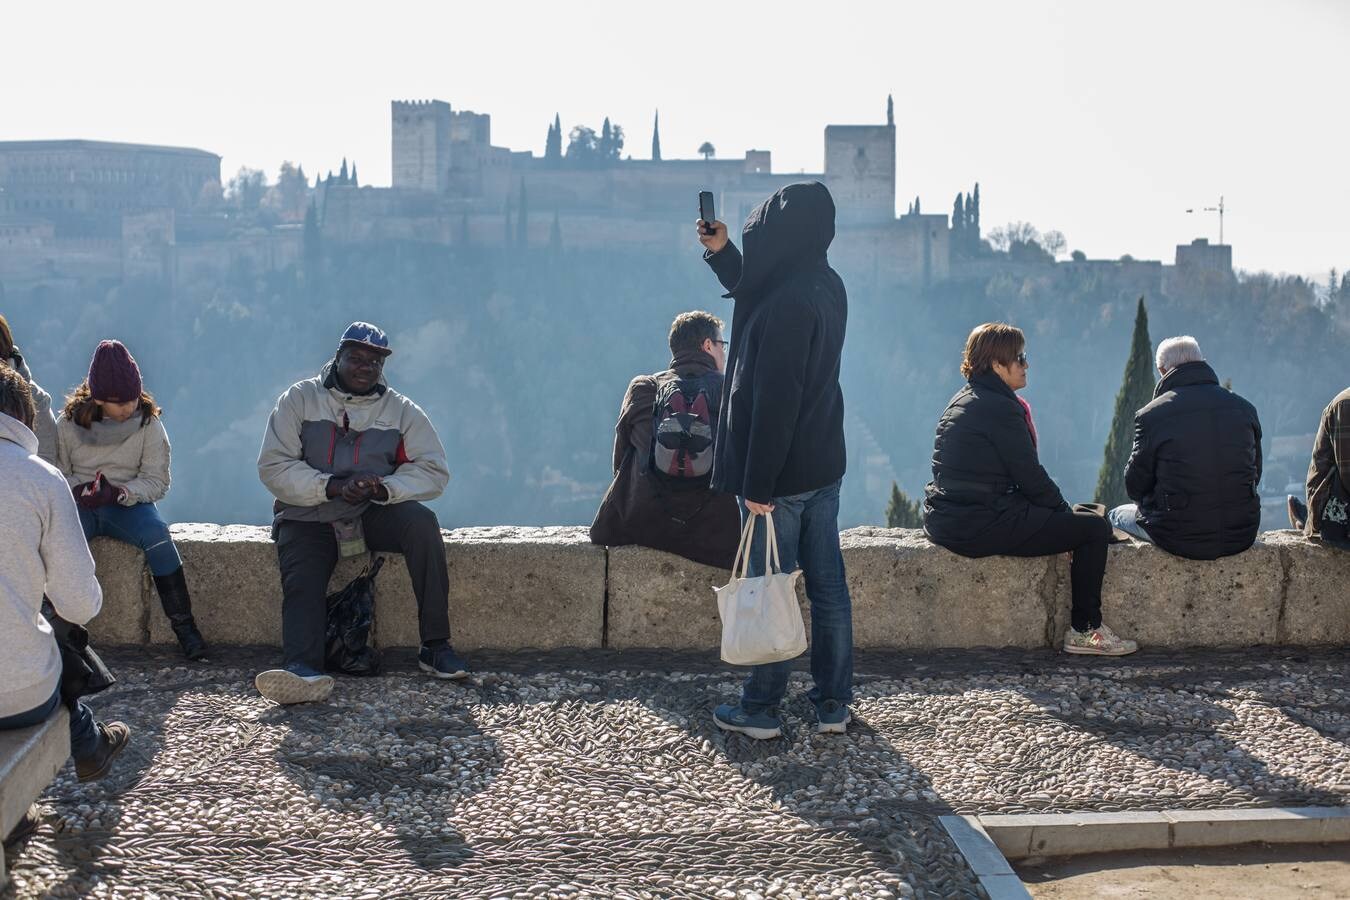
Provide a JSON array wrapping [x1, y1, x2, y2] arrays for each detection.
[[275, 502, 451, 670], [1004, 509, 1111, 632]]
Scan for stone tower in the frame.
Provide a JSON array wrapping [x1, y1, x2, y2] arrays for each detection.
[[823, 97, 896, 225], [391, 100, 452, 192]]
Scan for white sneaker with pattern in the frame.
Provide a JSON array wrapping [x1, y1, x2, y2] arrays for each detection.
[[1063, 623, 1139, 656]]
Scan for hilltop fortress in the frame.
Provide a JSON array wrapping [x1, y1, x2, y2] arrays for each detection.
[[0, 98, 1231, 290], [311, 96, 951, 284]]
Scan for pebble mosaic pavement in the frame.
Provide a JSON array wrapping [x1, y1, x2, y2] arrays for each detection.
[[4, 647, 1347, 899]]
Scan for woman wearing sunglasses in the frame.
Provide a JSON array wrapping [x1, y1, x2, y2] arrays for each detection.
[[921, 322, 1136, 656]]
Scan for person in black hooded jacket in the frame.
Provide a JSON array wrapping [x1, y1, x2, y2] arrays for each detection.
[[1110, 336, 1262, 560], [923, 323, 1138, 656], [697, 182, 853, 739]]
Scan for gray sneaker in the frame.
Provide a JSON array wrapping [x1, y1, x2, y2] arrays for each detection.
[[255, 665, 335, 704], [1063, 623, 1139, 656]]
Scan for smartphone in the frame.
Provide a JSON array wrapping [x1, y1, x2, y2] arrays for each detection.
[[698, 191, 716, 235]]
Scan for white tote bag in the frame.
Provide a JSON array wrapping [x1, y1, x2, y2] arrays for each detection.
[[715, 513, 807, 666]]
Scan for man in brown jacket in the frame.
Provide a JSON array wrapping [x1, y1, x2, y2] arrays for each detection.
[[1289, 387, 1350, 547], [589, 311, 741, 570]]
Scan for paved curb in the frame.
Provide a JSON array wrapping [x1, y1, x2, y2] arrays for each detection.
[[978, 807, 1350, 860], [938, 815, 1033, 900]]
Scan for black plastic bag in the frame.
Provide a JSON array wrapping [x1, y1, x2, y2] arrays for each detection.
[[41, 600, 117, 706], [325, 556, 383, 676]]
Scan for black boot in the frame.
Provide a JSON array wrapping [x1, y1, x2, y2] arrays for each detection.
[[153, 567, 208, 660]]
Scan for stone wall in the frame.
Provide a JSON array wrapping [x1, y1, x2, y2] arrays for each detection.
[[87, 525, 1350, 651]]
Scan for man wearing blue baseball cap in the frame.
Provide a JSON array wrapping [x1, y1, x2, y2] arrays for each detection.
[[255, 322, 469, 704]]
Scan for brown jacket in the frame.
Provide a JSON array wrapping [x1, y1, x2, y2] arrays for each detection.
[[1305, 386, 1350, 538], [589, 350, 740, 570]]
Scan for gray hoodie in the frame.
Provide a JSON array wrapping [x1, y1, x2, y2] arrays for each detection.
[[0, 412, 102, 719], [10, 352, 58, 465]]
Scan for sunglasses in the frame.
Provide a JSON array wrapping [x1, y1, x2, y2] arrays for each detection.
[[1015, 353, 1029, 367]]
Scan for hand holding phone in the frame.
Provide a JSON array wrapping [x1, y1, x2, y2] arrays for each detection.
[[698, 191, 716, 236]]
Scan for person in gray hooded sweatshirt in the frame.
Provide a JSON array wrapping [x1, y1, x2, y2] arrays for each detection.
[[0, 314, 58, 464], [0, 363, 131, 846], [697, 182, 853, 739]]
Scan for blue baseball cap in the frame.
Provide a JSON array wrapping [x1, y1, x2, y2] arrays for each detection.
[[338, 321, 392, 356]]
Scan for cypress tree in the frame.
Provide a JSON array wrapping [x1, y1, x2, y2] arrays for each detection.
[[549, 210, 562, 255], [1094, 297, 1156, 506], [545, 115, 563, 164], [302, 199, 321, 272], [339, 158, 348, 182], [885, 482, 923, 528], [970, 183, 981, 253], [952, 194, 965, 248], [651, 110, 661, 161], [349, 163, 358, 187], [516, 179, 528, 248], [913, 196, 921, 214], [601, 118, 613, 160]]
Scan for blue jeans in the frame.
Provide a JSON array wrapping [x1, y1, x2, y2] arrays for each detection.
[[79, 502, 182, 576], [1108, 503, 1154, 543], [738, 479, 853, 716], [0, 687, 100, 762]]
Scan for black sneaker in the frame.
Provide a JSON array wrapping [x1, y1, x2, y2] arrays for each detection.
[[75, 721, 132, 782], [418, 643, 470, 680]]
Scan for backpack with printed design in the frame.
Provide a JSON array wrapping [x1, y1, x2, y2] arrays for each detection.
[[648, 371, 721, 487]]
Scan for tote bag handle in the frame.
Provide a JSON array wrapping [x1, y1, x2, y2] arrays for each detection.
[[730, 512, 783, 581]]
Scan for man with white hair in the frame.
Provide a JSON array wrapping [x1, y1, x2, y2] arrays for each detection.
[[1109, 336, 1263, 560]]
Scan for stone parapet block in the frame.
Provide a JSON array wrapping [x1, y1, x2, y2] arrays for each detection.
[[843, 528, 1053, 648], [373, 526, 606, 651], [1264, 530, 1350, 645], [1098, 537, 1286, 646], [88, 537, 149, 644], [0, 708, 70, 886], [606, 546, 731, 649]]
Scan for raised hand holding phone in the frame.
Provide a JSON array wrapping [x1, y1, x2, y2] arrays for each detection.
[[696, 191, 728, 254]]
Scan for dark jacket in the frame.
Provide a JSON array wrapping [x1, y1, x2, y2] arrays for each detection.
[[923, 372, 1069, 557], [1124, 360, 1262, 560], [703, 182, 848, 503], [589, 350, 741, 570], [1304, 386, 1350, 540]]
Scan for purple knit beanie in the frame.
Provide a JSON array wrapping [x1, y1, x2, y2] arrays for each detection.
[[87, 340, 143, 403]]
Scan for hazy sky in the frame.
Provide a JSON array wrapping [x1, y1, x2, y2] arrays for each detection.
[[4, 0, 1345, 276]]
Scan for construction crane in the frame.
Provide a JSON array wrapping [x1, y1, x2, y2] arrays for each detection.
[[1185, 196, 1225, 245]]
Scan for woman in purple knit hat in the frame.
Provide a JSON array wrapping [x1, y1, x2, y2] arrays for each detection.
[[56, 340, 207, 660]]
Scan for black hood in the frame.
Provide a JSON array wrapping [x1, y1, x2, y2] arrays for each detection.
[[724, 181, 836, 300]]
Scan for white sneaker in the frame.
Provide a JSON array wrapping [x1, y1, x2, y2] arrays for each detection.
[[255, 668, 335, 704], [1063, 623, 1139, 656]]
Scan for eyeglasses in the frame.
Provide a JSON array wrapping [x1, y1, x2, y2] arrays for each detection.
[[1015, 353, 1029, 367], [712, 340, 729, 349]]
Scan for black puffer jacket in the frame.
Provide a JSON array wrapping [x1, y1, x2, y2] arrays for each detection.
[[704, 182, 848, 503], [923, 372, 1069, 557], [1125, 360, 1262, 560]]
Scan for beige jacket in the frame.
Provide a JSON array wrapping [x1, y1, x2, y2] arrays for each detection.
[[56, 414, 172, 506]]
